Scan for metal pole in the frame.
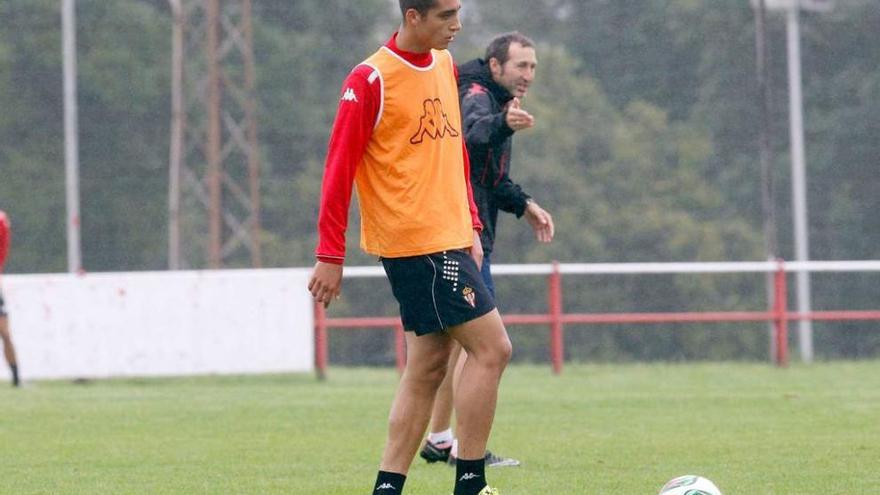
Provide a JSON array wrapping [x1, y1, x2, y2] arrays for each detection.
[[241, 0, 263, 268], [754, 0, 780, 361], [549, 261, 563, 375], [168, 0, 184, 270], [756, 0, 778, 260], [206, 0, 223, 268], [62, 0, 82, 273], [785, 4, 814, 362], [773, 260, 789, 367]]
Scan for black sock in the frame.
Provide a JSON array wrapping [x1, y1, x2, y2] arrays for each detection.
[[373, 470, 406, 494], [454, 457, 487, 495], [10, 364, 18, 387]]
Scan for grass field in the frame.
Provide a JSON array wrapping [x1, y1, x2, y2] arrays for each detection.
[[2, 362, 879, 494]]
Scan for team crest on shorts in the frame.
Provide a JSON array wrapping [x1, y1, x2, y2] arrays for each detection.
[[462, 286, 476, 308]]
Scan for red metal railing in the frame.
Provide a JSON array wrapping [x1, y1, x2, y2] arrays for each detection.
[[313, 260, 880, 378]]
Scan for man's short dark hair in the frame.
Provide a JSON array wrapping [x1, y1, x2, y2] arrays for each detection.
[[399, 0, 437, 17], [485, 31, 535, 65]]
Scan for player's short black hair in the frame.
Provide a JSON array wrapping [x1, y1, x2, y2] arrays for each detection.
[[399, 0, 437, 17], [485, 32, 536, 65]]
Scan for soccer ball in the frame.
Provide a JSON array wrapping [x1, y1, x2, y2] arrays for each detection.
[[658, 475, 723, 495]]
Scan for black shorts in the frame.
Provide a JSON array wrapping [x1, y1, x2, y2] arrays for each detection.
[[381, 249, 495, 336], [0, 290, 6, 317]]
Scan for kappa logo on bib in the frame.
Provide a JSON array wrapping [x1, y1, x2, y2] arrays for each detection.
[[410, 98, 459, 144]]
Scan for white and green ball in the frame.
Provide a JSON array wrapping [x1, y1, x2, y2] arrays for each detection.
[[659, 475, 723, 495]]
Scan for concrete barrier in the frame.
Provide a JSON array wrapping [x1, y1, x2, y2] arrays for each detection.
[[2, 268, 314, 380]]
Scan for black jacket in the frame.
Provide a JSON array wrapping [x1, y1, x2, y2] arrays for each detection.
[[458, 58, 531, 255]]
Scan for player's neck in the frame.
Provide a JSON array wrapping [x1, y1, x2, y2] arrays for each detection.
[[396, 26, 431, 54]]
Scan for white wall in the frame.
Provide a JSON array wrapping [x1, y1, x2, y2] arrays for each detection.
[[2, 268, 314, 380]]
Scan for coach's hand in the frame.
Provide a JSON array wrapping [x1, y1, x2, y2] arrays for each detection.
[[525, 200, 554, 243], [309, 261, 343, 308], [505, 98, 535, 131], [469, 229, 484, 270]]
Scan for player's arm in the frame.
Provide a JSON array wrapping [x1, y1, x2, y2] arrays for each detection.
[[310, 66, 378, 307], [461, 139, 484, 268], [452, 62, 484, 266]]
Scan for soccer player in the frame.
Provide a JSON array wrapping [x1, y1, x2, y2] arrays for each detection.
[[308, 2, 511, 495], [0, 210, 21, 387], [420, 31, 554, 468]]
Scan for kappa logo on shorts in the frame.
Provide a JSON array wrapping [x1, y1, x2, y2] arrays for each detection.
[[462, 286, 476, 308], [410, 98, 459, 144]]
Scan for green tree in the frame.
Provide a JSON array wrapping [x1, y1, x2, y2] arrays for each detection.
[[0, 0, 68, 272]]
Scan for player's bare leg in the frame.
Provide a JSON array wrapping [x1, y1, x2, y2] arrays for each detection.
[[429, 342, 461, 432], [420, 342, 465, 463], [448, 308, 511, 462], [0, 316, 19, 387], [379, 330, 454, 474]]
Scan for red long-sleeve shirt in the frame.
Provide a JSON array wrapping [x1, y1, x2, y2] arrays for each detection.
[[315, 34, 481, 264]]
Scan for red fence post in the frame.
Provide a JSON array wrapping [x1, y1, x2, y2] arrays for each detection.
[[549, 261, 564, 375], [314, 301, 328, 380], [395, 321, 406, 375], [773, 260, 789, 367]]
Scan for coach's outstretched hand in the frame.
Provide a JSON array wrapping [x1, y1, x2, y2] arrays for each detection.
[[309, 261, 343, 308], [505, 98, 535, 131]]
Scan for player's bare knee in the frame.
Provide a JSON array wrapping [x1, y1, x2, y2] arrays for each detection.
[[406, 352, 451, 389], [485, 333, 513, 370], [470, 335, 512, 372], [492, 336, 513, 370], [430, 370, 450, 393], [425, 360, 451, 389]]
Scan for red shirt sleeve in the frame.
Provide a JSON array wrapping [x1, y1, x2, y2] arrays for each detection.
[[315, 65, 381, 264], [454, 59, 481, 233], [0, 212, 10, 271], [462, 140, 482, 233]]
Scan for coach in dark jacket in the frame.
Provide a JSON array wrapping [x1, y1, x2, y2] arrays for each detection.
[[458, 32, 554, 295]]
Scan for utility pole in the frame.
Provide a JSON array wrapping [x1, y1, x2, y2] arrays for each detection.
[[785, 3, 814, 362], [168, 0, 183, 270], [168, 0, 263, 270], [753, 0, 780, 360], [62, 0, 82, 273], [753, 0, 833, 362], [755, 0, 779, 262]]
